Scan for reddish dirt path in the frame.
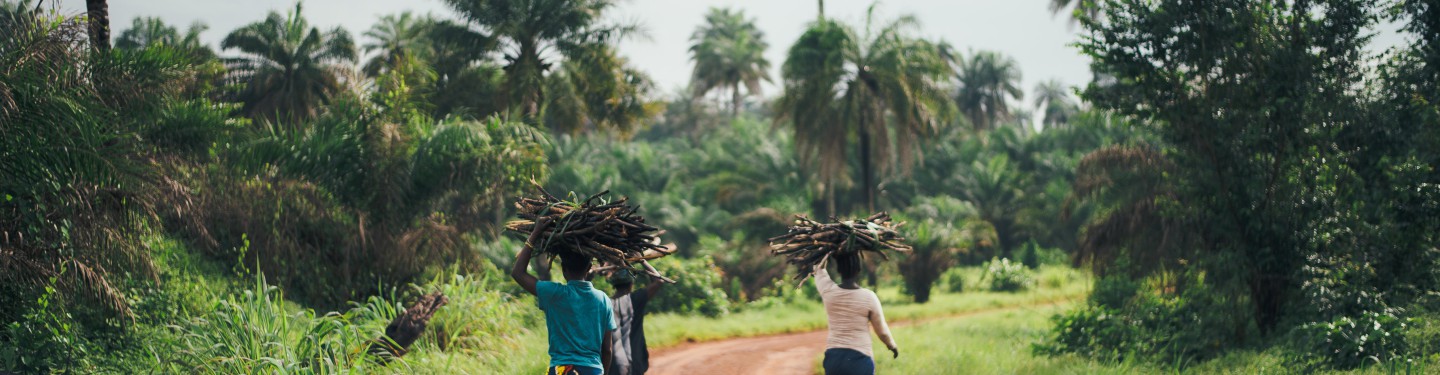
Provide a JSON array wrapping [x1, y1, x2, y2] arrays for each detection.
[[647, 301, 1072, 375]]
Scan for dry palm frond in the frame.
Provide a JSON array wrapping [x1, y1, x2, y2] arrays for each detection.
[[505, 182, 676, 283], [768, 212, 912, 281]]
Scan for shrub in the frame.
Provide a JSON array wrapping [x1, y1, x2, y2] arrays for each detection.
[[1294, 310, 1413, 369], [1038, 275, 1250, 365], [645, 256, 730, 317], [940, 267, 967, 293], [1089, 275, 1141, 309], [983, 257, 1033, 292]]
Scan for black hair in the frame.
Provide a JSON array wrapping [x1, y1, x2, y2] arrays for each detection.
[[559, 252, 592, 276], [836, 252, 862, 280]]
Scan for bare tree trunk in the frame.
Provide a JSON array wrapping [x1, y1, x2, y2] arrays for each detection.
[[825, 178, 837, 218], [817, 0, 825, 20], [731, 83, 741, 119], [86, 0, 110, 52]]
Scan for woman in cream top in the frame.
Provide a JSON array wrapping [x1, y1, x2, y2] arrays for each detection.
[[813, 254, 898, 375]]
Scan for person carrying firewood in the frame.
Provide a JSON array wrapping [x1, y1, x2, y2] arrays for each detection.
[[512, 217, 617, 375], [605, 267, 665, 375], [814, 253, 898, 375]]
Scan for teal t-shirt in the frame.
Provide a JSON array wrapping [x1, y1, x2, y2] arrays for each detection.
[[537, 280, 616, 370]]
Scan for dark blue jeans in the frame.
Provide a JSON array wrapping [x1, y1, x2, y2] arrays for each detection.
[[822, 348, 875, 375]]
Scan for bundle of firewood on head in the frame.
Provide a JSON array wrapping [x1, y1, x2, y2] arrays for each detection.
[[505, 183, 677, 283], [769, 212, 912, 282]]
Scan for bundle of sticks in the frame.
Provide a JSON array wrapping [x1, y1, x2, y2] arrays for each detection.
[[768, 212, 912, 281], [505, 184, 676, 283]]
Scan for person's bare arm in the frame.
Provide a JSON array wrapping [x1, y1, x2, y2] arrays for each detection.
[[812, 263, 836, 296], [869, 293, 899, 358], [510, 218, 551, 296], [602, 329, 614, 371]]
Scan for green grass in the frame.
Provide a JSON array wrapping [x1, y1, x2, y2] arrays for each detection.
[[864, 303, 1438, 375], [644, 266, 1091, 348]]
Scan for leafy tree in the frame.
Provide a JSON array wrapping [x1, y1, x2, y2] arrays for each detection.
[[1048, 0, 1098, 22], [1072, 0, 1440, 350], [774, 6, 955, 215], [222, 3, 356, 123], [1033, 79, 1077, 128], [361, 12, 433, 76], [955, 50, 1024, 131], [440, 0, 645, 133], [689, 7, 771, 118]]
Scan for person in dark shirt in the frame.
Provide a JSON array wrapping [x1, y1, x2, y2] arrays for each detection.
[[606, 269, 664, 375]]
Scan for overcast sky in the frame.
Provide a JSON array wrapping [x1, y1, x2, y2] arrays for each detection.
[[53, 0, 1407, 101]]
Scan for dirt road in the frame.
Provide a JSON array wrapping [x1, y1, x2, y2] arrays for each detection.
[[647, 302, 1066, 375]]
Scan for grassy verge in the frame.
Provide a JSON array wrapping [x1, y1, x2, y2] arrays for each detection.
[[644, 265, 1091, 348], [866, 303, 1437, 375]]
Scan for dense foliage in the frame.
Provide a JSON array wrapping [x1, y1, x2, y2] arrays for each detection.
[[4, 0, 1437, 373], [1041, 0, 1440, 369]]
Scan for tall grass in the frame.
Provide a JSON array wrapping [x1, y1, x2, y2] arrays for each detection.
[[167, 276, 383, 374]]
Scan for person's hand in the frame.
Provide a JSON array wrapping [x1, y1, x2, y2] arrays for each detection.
[[889, 346, 899, 359], [526, 217, 553, 247]]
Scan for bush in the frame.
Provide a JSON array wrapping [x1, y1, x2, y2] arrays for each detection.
[[1089, 275, 1141, 309], [644, 256, 731, 317], [1293, 310, 1413, 369], [940, 267, 968, 293], [1038, 275, 1250, 365], [983, 257, 1034, 292]]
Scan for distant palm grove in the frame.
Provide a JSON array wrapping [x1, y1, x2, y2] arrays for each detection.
[[2, 0, 1439, 373]]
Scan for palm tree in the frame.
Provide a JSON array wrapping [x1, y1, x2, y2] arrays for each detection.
[[362, 12, 434, 77], [775, 6, 955, 215], [222, 3, 356, 124], [116, 17, 215, 60], [955, 51, 1024, 131], [86, 0, 109, 51], [542, 43, 659, 136], [898, 197, 997, 303], [1033, 79, 1078, 128], [441, 0, 637, 124], [952, 154, 1024, 256], [689, 7, 771, 118]]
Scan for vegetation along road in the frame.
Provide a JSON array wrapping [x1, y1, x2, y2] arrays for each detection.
[[649, 301, 1072, 375]]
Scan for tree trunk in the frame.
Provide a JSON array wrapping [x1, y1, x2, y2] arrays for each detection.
[[857, 126, 876, 213], [517, 41, 542, 120], [825, 177, 837, 218], [369, 291, 447, 360], [731, 83, 741, 119], [817, 0, 825, 20], [86, 0, 110, 52]]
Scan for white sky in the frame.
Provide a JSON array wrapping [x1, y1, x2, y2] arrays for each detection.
[[53, 0, 1407, 101]]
